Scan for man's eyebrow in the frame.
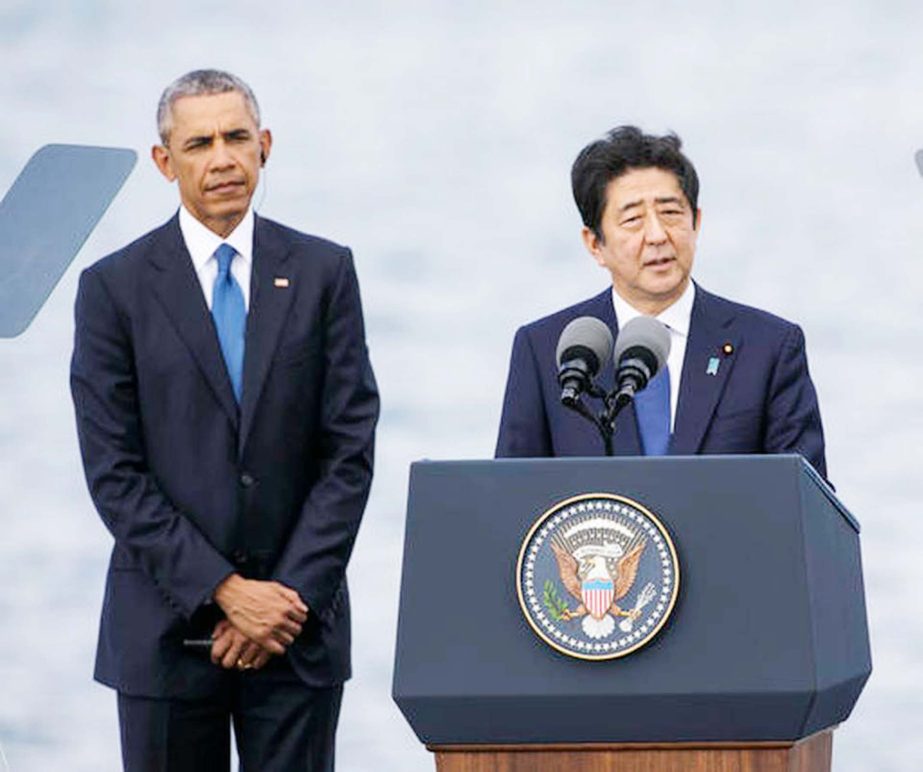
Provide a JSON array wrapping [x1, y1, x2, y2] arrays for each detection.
[[182, 134, 214, 148], [618, 195, 687, 215], [179, 128, 252, 148], [618, 199, 643, 214]]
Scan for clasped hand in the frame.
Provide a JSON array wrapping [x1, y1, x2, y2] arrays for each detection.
[[211, 574, 309, 670]]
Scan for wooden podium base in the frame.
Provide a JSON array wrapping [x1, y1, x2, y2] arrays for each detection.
[[429, 729, 832, 772]]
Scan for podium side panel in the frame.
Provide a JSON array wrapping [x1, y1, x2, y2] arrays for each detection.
[[798, 469, 872, 734]]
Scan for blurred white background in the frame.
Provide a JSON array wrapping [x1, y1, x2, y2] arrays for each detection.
[[0, 2, 920, 769]]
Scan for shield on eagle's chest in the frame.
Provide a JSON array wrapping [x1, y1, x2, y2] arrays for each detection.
[[582, 577, 614, 620]]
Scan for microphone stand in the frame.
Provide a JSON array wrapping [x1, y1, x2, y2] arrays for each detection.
[[563, 381, 632, 457], [560, 351, 655, 456]]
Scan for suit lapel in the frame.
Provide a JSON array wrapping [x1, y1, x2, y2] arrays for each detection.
[[671, 286, 740, 455], [147, 216, 239, 430], [239, 216, 295, 453], [587, 290, 643, 456]]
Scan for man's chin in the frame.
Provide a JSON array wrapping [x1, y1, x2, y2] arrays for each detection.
[[644, 275, 686, 297], [195, 206, 250, 237], [637, 277, 688, 307]]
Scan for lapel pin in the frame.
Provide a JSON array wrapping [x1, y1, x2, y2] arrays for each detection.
[[722, 342, 734, 355], [706, 357, 720, 376], [274, 277, 290, 288]]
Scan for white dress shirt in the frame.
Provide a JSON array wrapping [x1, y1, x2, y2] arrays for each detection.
[[611, 281, 695, 432], [179, 205, 254, 311]]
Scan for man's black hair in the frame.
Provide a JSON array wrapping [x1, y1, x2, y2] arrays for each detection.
[[571, 125, 699, 239]]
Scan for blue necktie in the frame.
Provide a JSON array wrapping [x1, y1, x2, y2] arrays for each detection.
[[211, 243, 246, 402], [635, 366, 671, 456]]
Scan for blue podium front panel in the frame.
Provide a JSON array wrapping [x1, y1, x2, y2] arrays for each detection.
[[393, 455, 870, 744]]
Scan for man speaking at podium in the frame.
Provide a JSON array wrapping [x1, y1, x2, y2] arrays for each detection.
[[70, 70, 379, 771], [495, 126, 826, 478]]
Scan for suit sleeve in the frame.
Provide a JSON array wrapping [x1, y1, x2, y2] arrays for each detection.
[[764, 324, 827, 479], [271, 249, 379, 616], [495, 326, 553, 457], [70, 267, 235, 618]]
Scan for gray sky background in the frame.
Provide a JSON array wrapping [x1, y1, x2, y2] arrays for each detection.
[[1, 2, 921, 770]]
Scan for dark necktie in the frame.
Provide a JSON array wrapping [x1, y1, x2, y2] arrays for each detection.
[[635, 365, 671, 456], [211, 243, 246, 402]]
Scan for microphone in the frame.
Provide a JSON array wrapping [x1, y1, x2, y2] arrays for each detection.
[[612, 316, 671, 408], [556, 317, 613, 407]]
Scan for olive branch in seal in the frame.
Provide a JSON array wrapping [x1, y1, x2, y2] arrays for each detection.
[[543, 579, 570, 621]]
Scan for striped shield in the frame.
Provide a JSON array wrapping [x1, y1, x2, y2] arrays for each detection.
[[582, 577, 614, 620]]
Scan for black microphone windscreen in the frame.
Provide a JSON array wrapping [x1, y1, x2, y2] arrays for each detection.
[[613, 316, 671, 372], [555, 316, 613, 374]]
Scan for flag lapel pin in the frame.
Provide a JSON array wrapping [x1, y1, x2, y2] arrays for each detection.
[[274, 277, 290, 288]]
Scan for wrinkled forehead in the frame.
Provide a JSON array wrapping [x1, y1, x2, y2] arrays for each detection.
[[606, 166, 688, 210], [167, 91, 259, 139]]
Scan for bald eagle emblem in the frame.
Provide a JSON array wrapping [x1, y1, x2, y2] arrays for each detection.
[[517, 493, 679, 660], [552, 527, 648, 639]]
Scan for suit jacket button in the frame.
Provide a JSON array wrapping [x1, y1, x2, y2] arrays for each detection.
[[240, 473, 255, 487]]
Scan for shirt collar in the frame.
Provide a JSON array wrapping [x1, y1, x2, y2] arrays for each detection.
[[178, 205, 254, 270], [611, 280, 695, 337]]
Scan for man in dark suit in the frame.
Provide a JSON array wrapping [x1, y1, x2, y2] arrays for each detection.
[[70, 69, 379, 771], [496, 126, 825, 478]]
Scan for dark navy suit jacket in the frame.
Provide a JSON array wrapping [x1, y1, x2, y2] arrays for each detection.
[[70, 214, 379, 698], [495, 285, 826, 478]]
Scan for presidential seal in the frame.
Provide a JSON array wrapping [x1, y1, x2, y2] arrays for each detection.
[[516, 493, 680, 660]]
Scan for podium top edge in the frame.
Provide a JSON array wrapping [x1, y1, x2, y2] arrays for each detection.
[[408, 455, 861, 534], [412, 454, 808, 469]]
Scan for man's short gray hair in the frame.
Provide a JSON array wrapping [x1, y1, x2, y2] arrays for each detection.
[[157, 69, 261, 144]]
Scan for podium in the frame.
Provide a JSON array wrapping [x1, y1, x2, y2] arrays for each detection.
[[392, 455, 870, 771]]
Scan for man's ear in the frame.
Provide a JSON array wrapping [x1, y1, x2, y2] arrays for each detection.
[[151, 144, 176, 182], [581, 226, 606, 268], [258, 129, 272, 167]]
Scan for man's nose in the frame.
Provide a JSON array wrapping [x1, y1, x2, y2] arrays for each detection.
[[209, 139, 235, 169], [643, 211, 668, 244]]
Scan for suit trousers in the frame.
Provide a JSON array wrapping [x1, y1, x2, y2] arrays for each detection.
[[117, 658, 343, 772]]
